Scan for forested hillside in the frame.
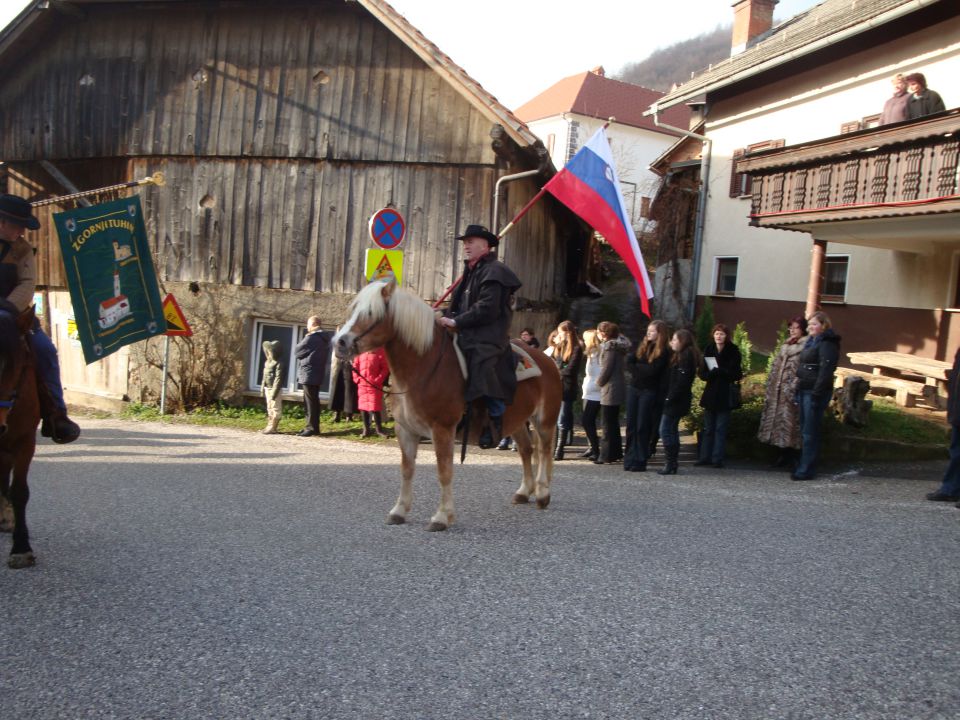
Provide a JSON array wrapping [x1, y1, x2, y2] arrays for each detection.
[[615, 25, 730, 92]]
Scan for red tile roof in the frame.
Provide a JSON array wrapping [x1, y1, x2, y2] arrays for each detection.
[[515, 70, 691, 135]]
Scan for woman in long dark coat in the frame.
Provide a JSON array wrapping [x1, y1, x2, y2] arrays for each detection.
[[595, 321, 630, 465], [624, 320, 670, 472], [658, 329, 699, 475], [792, 311, 841, 481], [696, 323, 743, 469], [550, 320, 584, 461]]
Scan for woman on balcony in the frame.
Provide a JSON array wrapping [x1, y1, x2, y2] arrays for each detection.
[[905, 72, 945, 120]]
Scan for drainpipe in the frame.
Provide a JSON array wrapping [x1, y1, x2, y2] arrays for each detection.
[[492, 168, 541, 232], [649, 104, 712, 324]]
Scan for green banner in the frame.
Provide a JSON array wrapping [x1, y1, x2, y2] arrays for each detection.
[[54, 196, 165, 363]]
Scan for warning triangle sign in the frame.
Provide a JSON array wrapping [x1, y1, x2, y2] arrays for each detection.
[[373, 254, 394, 278], [162, 293, 193, 336]]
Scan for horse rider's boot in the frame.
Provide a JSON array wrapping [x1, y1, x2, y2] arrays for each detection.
[[553, 426, 565, 461], [36, 381, 80, 444], [478, 414, 502, 449], [657, 443, 679, 475]]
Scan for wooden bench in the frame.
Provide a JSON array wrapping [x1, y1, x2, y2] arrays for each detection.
[[834, 366, 926, 407]]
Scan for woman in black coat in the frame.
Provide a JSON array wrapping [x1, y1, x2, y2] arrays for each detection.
[[792, 311, 841, 480], [696, 323, 743, 468], [550, 320, 584, 461], [624, 320, 670, 472], [658, 329, 699, 475]]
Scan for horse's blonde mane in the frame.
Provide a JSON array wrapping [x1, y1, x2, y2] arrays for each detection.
[[351, 280, 436, 356]]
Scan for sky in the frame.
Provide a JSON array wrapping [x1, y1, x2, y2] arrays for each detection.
[[0, 0, 821, 109]]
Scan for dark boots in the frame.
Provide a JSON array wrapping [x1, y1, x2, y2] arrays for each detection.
[[360, 411, 373, 437], [37, 382, 80, 444], [554, 426, 566, 461], [479, 414, 502, 450], [657, 444, 679, 475], [373, 411, 389, 437]]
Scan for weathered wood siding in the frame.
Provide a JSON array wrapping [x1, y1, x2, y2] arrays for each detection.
[[0, 1, 571, 305]]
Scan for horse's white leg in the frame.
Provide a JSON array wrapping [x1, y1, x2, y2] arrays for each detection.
[[511, 424, 535, 505], [427, 427, 456, 531], [534, 418, 554, 509], [388, 422, 420, 525]]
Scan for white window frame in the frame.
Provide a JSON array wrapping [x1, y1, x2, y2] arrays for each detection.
[[249, 319, 331, 400], [821, 254, 850, 304], [713, 256, 739, 296]]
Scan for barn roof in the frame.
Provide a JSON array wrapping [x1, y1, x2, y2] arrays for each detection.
[[0, 0, 541, 150]]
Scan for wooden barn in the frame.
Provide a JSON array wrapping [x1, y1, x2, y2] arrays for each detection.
[[0, 0, 587, 409]]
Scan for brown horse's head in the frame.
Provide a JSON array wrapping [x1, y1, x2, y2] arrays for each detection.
[[334, 277, 435, 361], [0, 306, 35, 436]]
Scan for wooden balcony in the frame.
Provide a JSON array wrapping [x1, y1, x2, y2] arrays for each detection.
[[736, 109, 960, 240]]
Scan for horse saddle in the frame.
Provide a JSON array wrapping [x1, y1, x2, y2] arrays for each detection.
[[451, 337, 542, 382]]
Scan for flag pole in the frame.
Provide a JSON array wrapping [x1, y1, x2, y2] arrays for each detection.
[[433, 120, 614, 309]]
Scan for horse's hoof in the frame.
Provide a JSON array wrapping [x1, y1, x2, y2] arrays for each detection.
[[8, 552, 35, 569], [511, 493, 529, 505], [426, 521, 448, 532], [386, 514, 406, 525], [536, 495, 551, 509]]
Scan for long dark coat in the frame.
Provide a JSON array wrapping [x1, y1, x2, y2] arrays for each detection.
[[597, 336, 630, 407], [555, 344, 584, 401], [757, 337, 806, 449], [947, 346, 960, 427], [698, 341, 743, 412], [446, 253, 522, 403], [662, 349, 697, 418]]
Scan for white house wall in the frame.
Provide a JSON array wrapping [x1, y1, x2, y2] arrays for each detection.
[[699, 14, 960, 311], [526, 114, 678, 228]]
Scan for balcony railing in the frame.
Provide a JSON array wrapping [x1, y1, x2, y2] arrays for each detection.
[[736, 109, 960, 229]]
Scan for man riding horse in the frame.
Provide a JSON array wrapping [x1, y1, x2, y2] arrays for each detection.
[[438, 224, 521, 449], [0, 194, 80, 444]]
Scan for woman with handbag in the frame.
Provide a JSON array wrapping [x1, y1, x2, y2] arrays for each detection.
[[696, 323, 743, 469], [792, 311, 841, 481]]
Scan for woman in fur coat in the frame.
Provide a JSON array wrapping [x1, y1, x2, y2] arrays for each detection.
[[757, 316, 808, 467]]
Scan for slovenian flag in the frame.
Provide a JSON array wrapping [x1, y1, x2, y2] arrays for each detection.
[[543, 127, 654, 316]]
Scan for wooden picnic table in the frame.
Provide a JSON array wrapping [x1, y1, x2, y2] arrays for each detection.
[[846, 351, 952, 408]]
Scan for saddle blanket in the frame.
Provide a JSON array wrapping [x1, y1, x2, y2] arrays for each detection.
[[452, 338, 543, 382]]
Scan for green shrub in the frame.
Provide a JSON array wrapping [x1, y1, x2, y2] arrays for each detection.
[[732, 321, 753, 378], [694, 297, 714, 351]]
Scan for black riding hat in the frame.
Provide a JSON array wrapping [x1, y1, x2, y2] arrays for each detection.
[[455, 224, 499, 247], [0, 194, 40, 230]]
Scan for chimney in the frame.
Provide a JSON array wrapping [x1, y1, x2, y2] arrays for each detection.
[[731, 0, 778, 56]]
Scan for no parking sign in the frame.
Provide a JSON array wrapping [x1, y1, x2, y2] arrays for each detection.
[[368, 208, 405, 250]]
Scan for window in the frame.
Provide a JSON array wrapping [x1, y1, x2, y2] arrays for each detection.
[[821, 255, 849, 302], [715, 257, 739, 296], [840, 120, 861, 134], [730, 139, 785, 198], [861, 114, 881, 130], [249, 320, 331, 397], [640, 196, 651, 219]]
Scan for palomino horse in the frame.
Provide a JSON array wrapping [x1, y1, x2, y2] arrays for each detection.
[[333, 278, 561, 531], [0, 305, 40, 568]]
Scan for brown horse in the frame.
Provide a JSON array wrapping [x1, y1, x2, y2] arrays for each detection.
[[333, 278, 561, 531], [0, 305, 40, 568]]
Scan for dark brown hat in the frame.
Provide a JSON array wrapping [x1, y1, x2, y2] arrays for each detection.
[[0, 194, 40, 230], [455, 224, 499, 247]]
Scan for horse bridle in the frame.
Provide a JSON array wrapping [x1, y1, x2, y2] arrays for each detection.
[[347, 304, 451, 397]]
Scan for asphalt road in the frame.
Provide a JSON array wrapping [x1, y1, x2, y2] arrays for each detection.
[[2, 418, 959, 720]]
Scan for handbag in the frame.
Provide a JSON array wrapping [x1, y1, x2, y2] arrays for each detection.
[[728, 381, 743, 409]]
